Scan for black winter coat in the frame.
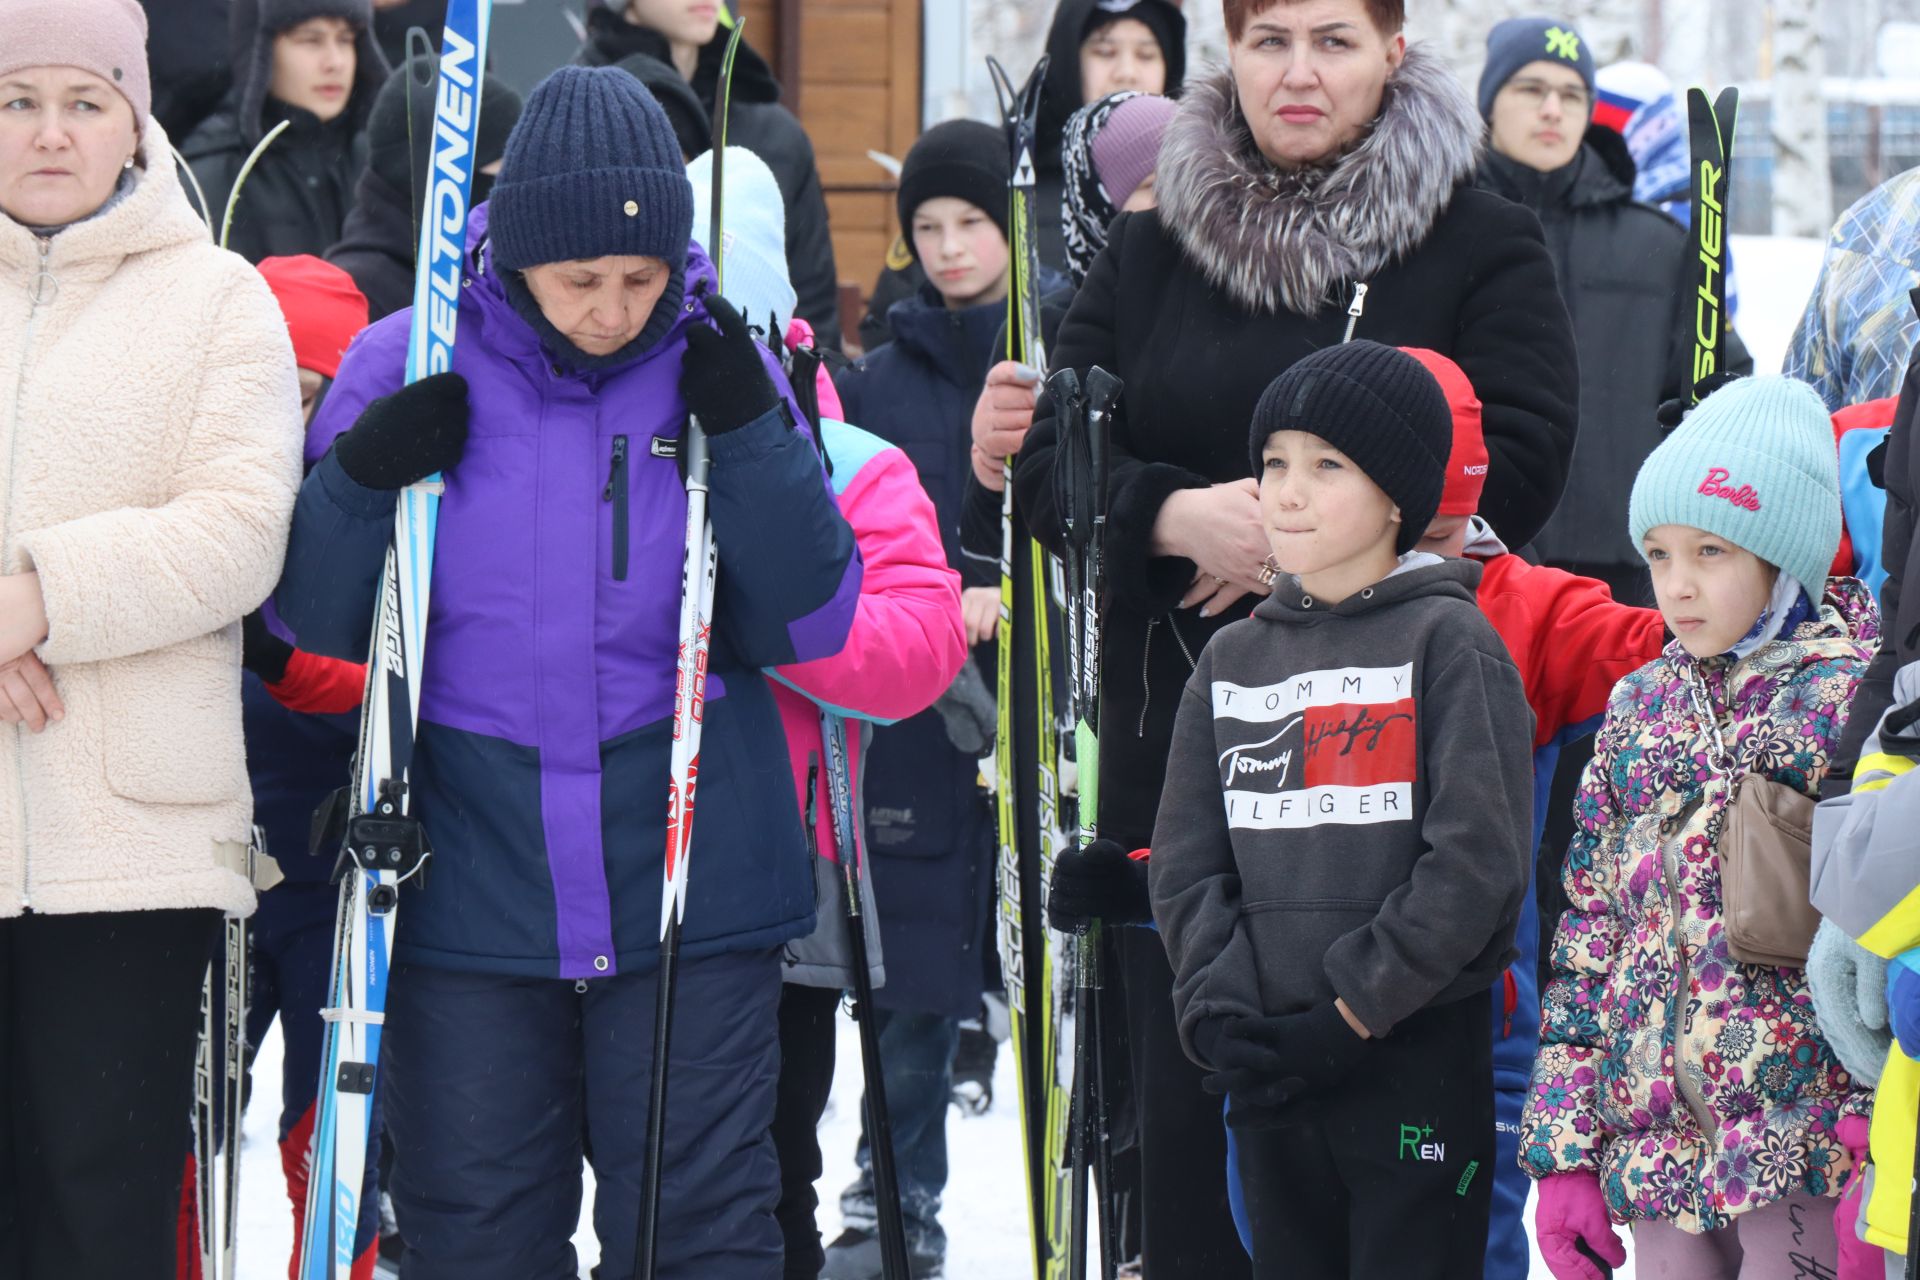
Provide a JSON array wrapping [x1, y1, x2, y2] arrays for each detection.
[[325, 168, 414, 321], [1478, 131, 1752, 575], [980, 55, 1577, 850], [183, 102, 370, 263], [579, 9, 843, 352], [833, 287, 1003, 1017]]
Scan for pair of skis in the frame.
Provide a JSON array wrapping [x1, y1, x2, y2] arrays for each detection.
[[296, 5, 493, 1277], [1053, 366, 1123, 1280], [189, 829, 263, 1280], [1684, 86, 1738, 403]]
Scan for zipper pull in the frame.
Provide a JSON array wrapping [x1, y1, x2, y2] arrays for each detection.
[[1341, 282, 1369, 343], [603, 435, 627, 501]]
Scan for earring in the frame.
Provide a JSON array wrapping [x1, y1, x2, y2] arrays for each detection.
[[1257, 555, 1283, 587], [123, 157, 134, 169]]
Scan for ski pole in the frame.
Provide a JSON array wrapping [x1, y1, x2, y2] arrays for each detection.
[[635, 21, 744, 1279], [822, 714, 913, 1280]]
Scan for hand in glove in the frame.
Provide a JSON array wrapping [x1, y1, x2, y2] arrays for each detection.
[[1655, 371, 1746, 434], [1196, 1004, 1370, 1128], [932, 661, 997, 757], [680, 294, 784, 436], [332, 371, 471, 490], [1046, 838, 1150, 931], [1534, 1172, 1627, 1280], [1808, 918, 1892, 1086], [1192, 1015, 1298, 1128], [241, 609, 293, 685]]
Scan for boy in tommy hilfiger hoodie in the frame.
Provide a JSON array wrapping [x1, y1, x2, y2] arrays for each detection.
[[1149, 341, 1534, 1279]]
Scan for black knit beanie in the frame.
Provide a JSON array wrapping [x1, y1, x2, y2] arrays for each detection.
[[1248, 341, 1452, 553], [897, 120, 1010, 256], [367, 54, 524, 204], [488, 65, 693, 272]]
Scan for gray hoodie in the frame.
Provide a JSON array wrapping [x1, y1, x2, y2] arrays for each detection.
[[1149, 556, 1534, 1056]]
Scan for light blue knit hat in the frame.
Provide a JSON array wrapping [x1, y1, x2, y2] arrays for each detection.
[[688, 147, 797, 342], [1628, 376, 1840, 593]]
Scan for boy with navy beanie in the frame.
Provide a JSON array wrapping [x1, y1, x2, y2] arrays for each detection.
[[1149, 341, 1534, 1278]]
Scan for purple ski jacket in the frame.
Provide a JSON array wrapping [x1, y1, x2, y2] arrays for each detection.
[[273, 206, 861, 980]]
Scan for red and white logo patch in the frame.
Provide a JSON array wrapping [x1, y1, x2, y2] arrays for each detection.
[[1213, 665, 1417, 829]]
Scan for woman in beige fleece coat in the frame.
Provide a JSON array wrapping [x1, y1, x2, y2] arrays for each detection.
[[0, 1, 302, 1274]]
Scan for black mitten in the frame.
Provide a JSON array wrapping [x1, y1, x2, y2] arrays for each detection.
[[1656, 371, 1746, 434], [1205, 1004, 1372, 1111], [332, 371, 471, 490], [1046, 838, 1151, 930], [241, 609, 293, 685], [680, 295, 783, 435]]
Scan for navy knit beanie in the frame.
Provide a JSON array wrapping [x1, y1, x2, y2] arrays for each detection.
[[489, 65, 694, 272], [1248, 342, 1452, 554], [1477, 16, 1597, 121]]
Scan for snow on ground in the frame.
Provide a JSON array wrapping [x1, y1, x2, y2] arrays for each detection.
[[229, 234, 1837, 1278]]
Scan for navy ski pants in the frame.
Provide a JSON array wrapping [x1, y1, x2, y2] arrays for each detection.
[[381, 946, 784, 1280]]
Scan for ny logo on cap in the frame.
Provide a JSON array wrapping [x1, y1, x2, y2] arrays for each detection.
[[1545, 27, 1582, 60]]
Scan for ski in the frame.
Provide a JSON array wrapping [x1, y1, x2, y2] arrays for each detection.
[[1685, 85, 1738, 402], [296, 6, 493, 1277], [634, 19, 745, 1280], [987, 51, 1078, 1280], [1056, 365, 1122, 1280]]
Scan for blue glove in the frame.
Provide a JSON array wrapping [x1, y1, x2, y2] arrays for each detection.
[[1806, 918, 1891, 1085]]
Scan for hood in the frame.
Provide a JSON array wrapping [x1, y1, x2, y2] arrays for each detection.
[[1252, 554, 1482, 623], [228, 0, 389, 145], [1155, 47, 1481, 317], [584, 7, 781, 108], [614, 52, 712, 158], [1, 118, 215, 278], [1461, 515, 1508, 561], [1037, 0, 1187, 172], [327, 164, 412, 263], [1665, 575, 1880, 682]]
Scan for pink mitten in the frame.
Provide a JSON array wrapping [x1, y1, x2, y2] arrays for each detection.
[[1535, 1171, 1629, 1280], [1835, 1115, 1885, 1280]]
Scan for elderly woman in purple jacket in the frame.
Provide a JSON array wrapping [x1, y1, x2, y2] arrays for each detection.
[[272, 67, 860, 1280]]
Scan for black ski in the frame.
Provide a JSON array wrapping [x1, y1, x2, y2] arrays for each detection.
[[1685, 86, 1738, 402]]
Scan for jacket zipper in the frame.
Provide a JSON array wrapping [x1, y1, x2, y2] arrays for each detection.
[[1136, 614, 1201, 737], [7, 238, 53, 909], [604, 434, 629, 582], [1667, 661, 1728, 1217]]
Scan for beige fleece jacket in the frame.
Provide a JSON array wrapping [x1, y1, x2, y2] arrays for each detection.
[[0, 119, 302, 918]]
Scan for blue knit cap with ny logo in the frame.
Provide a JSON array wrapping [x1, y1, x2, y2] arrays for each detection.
[[1476, 16, 1598, 121]]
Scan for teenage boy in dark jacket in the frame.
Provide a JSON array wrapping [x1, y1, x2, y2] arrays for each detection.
[[1149, 341, 1534, 1279]]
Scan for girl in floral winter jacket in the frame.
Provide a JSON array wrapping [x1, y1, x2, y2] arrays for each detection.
[[1523, 376, 1877, 1280]]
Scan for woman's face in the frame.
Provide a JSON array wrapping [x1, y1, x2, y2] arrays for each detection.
[[270, 17, 358, 123], [0, 66, 138, 228], [521, 255, 672, 357], [1229, 0, 1405, 170], [1081, 18, 1166, 102]]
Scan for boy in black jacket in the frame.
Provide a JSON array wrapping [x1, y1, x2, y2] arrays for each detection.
[[1148, 341, 1534, 1279]]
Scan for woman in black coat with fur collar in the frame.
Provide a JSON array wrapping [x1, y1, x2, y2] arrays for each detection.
[[969, 1, 1577, 1272]]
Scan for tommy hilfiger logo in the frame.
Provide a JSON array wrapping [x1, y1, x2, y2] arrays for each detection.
[[1698, 467, 1762, 512]]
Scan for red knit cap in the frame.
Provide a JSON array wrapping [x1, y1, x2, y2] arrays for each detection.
[[258, 256, 368, 378], [1401, 348, 1487, 518]]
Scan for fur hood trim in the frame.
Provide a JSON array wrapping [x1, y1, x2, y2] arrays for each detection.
[[1156, 46, 1482, 317]]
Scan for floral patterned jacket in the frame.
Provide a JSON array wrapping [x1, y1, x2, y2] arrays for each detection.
[[1521, 578, 1879, 1233]]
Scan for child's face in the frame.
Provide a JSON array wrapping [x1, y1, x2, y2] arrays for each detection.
[[1417, 513, 1470, 559], [1642, 524, 1777, 657], [298, 367, 325, 424], [911, 197, 1010, 310], [1258, 429, 1400, 586], [270, 18, 358, 123]]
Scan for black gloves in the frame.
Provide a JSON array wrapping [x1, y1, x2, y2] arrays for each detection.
[[1656, 371, 1746, 434], [1047, 838, 1151, 931], [240, 609, 293, 685], [332, 371, 471, 490], [932, 662, 997, 757], [1198, 1003, 1373, 1129], [680, 294, 783, 436]]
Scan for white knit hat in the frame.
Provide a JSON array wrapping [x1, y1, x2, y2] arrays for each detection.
[[687, 146, 797, 342]]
